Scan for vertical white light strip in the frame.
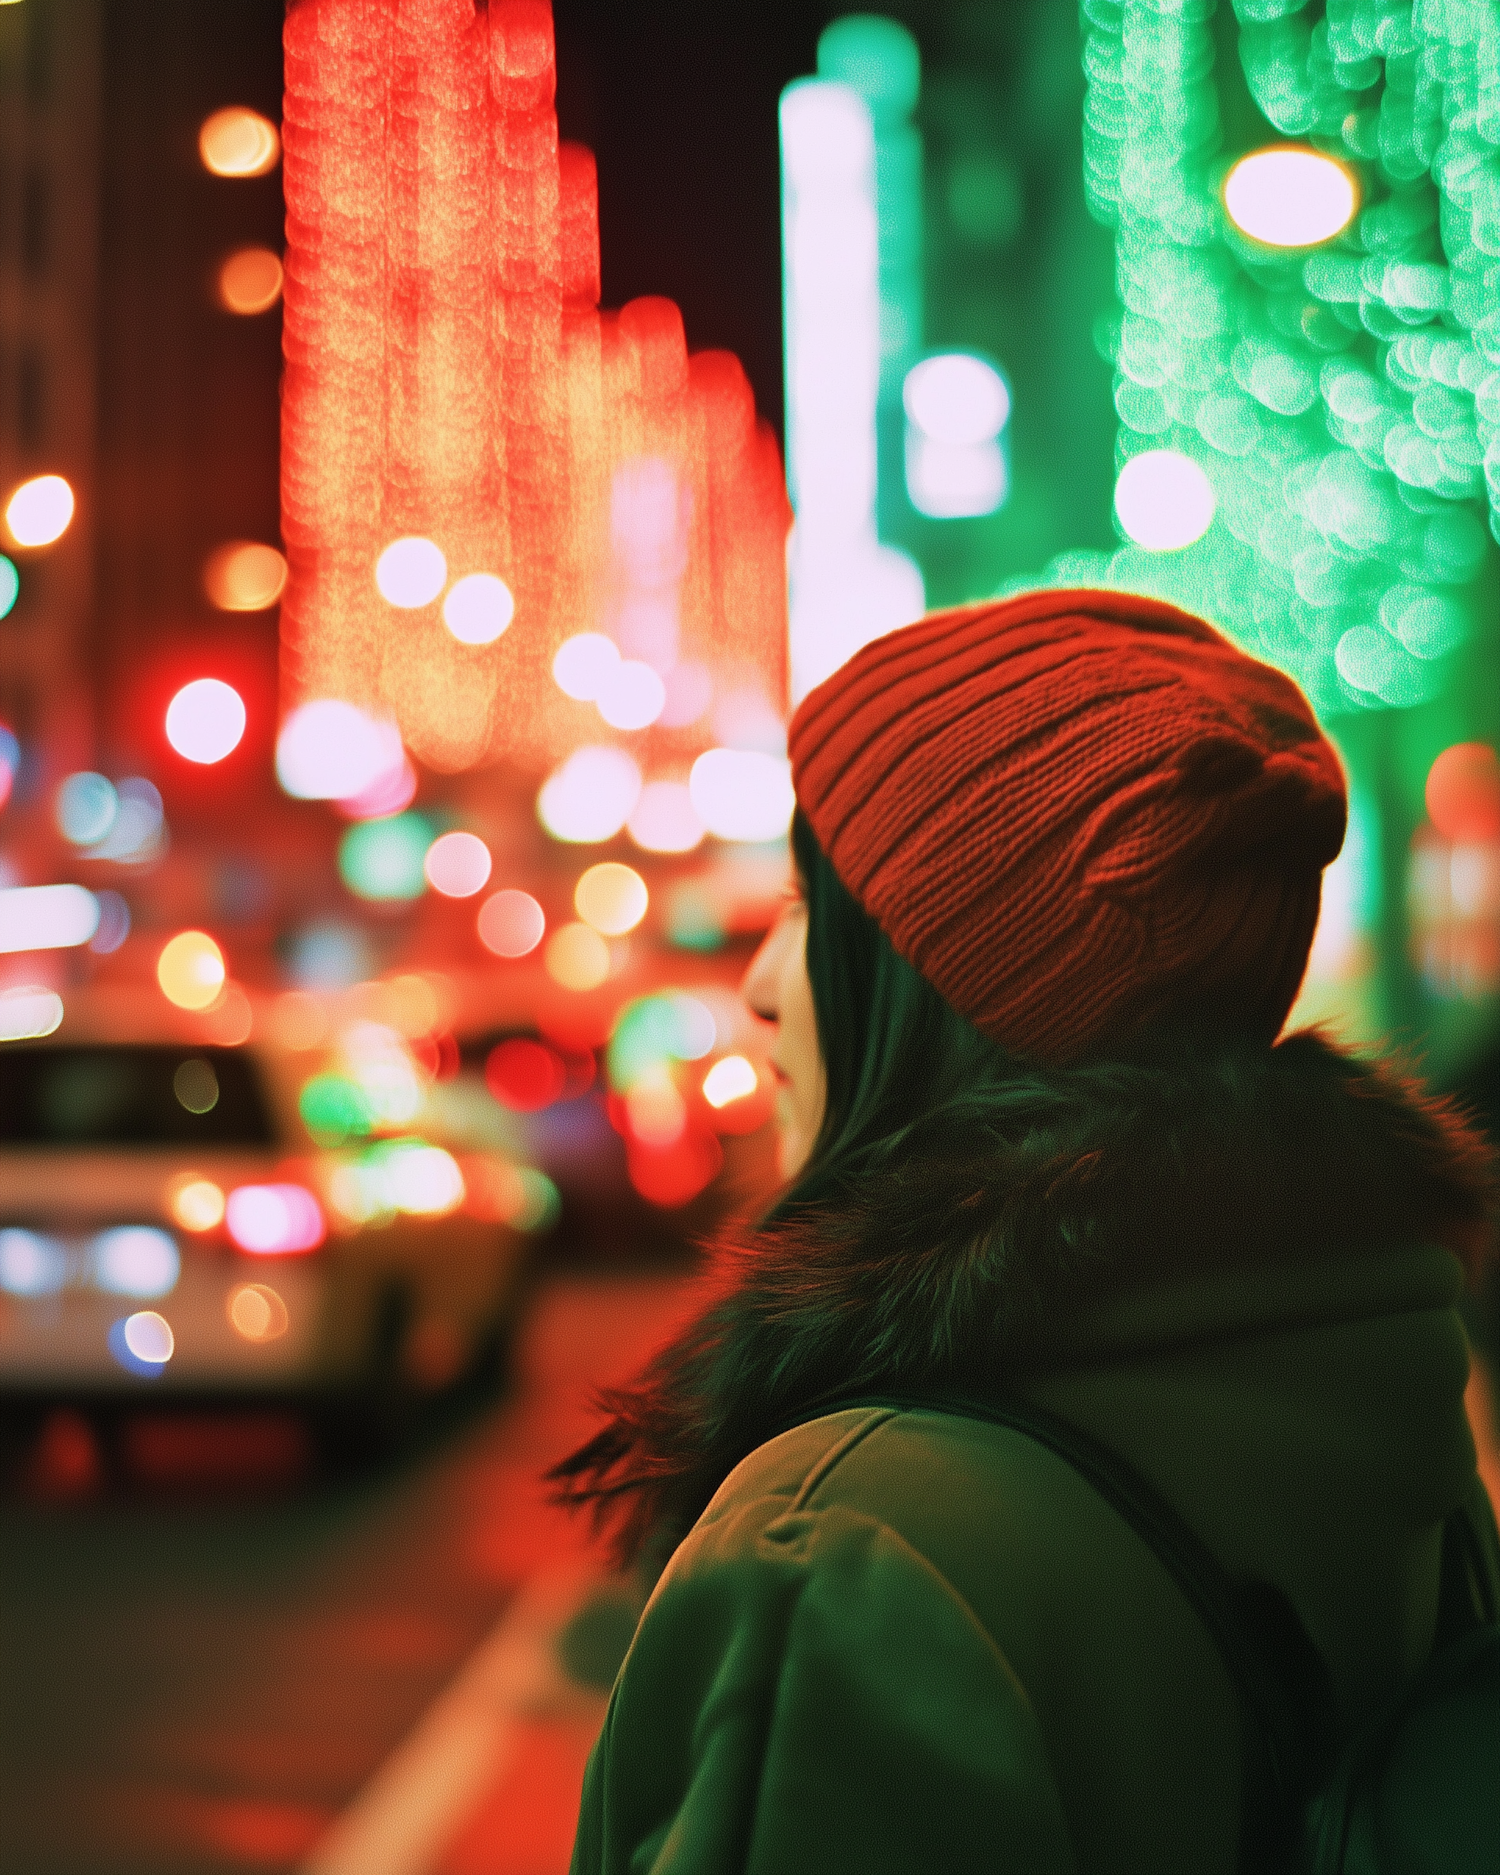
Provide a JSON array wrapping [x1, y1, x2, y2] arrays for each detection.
[[781, 80, 924, 704]]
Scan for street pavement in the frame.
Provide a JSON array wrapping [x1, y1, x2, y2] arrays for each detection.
[[0, 1268, 699, 1875]]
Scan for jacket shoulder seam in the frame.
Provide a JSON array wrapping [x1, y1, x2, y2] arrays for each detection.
[[789, 1408, 901, 1512]]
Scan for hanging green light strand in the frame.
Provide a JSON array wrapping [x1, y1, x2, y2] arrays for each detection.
[[1027, 0, 1500, 718]]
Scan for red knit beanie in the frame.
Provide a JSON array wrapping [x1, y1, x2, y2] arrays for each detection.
[[788, 588, 1347, 1065]]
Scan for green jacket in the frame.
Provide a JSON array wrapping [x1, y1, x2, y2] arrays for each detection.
[[570, 1246, 1493, 1875]]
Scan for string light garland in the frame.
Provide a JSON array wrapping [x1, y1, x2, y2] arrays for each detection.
[[1017, 0, 1500, 717]]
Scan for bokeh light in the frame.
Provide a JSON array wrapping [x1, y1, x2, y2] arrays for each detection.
[[381, 1143, 466, 1216], [217, 246, 284, 313], [90, 890, 131, 954], [624, 1072, 688, 1147], [424, 831, 492, 898], [92, 1228, 180, 1299], [5, 474, 74, 547], [703, 1055, 759, 1108], [56, 771, 118, 845], [173, 1058, 219, 1114], [203, 541, 288, 610], [0, 1229, 66, 1295], [553, 633, 621, 701], [537, 746, 643, 843], [276, 700, 402, 801], [0, 554, 17, 619], [116, 1311, 175, 1367], [169, 1176, 226, 1232], [165, 679, 247, 764], [199, 107, 280, 177], [338, 754, 418, 822], [202, 983, 254, 1047], [1223, 147, 1357, 248], [575, 861, 648, 936], [627, 781, 705, 854], [607, 993, 717, 1090], [157, 931, 226, 1011], [85, 777, 164, 863], [903, 353, 1010, 520], [442, 573, 514, 645], [477, 888, 546, 958], [1427, 744, 1500, 843], [689, 749, 796, 843], [338, 813, 433, 901], [375, 536, 447, 607], [595, 660, 667, 731], [486, 1038, 567, 1111], [626, 1130, 723, 1208], [904, 353, 1010, 446], [544, 921, 611, 991], [225, 1183, 325, 1254], [0, 884, 100, 952], [0, 986, 64, 1041], [463, 1161, 562, 1233], [1113, 450, 1216, 551], [0, 723, 16, 806], [228, 1283, 289, 1343]]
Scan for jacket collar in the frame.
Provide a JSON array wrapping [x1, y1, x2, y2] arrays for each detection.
[[557, 1030, 1493, 1556]]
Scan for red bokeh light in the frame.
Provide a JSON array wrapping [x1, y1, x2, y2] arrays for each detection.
[[626, 1130, 723, 1208], [1426, 743, 1500, 843], [486, 1038, 567, 1112]]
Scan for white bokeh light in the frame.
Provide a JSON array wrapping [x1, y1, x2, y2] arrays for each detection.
[[689, 750, 796, 844], [596, 659, 667, 731], [627, 780, 705, 854], [424, 831, 492, 898], [553, 633, 621, 702], [781, 79, 926, 703], [165, 679, 247, 764], [1113, 450, 1216, 551], [537, 746, 643, 844], [375, 536, 447, 608], [442, 573, 514, 645], [276, 700, 404, 801], [903, 353, 1010, 447], [1223, 147, 1357, 248]]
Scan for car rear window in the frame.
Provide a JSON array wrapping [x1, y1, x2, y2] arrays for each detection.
[[0, 1045, 277, 1146]]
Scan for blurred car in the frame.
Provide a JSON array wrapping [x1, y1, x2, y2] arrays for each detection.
[[0, 989, 535, 1460]]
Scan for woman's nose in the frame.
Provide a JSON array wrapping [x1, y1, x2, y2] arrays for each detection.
[[740, 926, 781, 1023]]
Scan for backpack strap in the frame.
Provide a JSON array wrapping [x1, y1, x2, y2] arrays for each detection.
[[792, 1389, 1331, 1871]]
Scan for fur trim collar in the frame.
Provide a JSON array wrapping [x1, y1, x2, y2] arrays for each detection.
[[554, 1031, 1493, 1560]]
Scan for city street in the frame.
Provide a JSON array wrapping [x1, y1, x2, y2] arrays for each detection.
[[1, 1267, 698, 1875]]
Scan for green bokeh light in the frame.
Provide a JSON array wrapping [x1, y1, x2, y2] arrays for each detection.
[[607, 993, 715, 1093], [337, 812, 433, 902], [0, 556, 17, 622], [299, 1073, 374, 1145], [1029, 0, 1500, 723], [510, 1168, 561, 1234]]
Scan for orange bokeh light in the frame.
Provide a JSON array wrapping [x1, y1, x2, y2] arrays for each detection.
[[157, 931, 226, 1011], [218, 246, 284, 314], [199, 107, 280, 177], [204, 541, 288, 611]]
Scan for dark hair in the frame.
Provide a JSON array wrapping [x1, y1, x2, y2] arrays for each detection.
[[777, 809, 1018, 1213], [548, 812, 1039, 1562]]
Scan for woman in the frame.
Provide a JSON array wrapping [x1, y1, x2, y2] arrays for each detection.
[[556, 590, 1497, 1874]]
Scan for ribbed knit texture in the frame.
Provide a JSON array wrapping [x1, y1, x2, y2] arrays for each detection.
[[788, 589, 1348, 1065]]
